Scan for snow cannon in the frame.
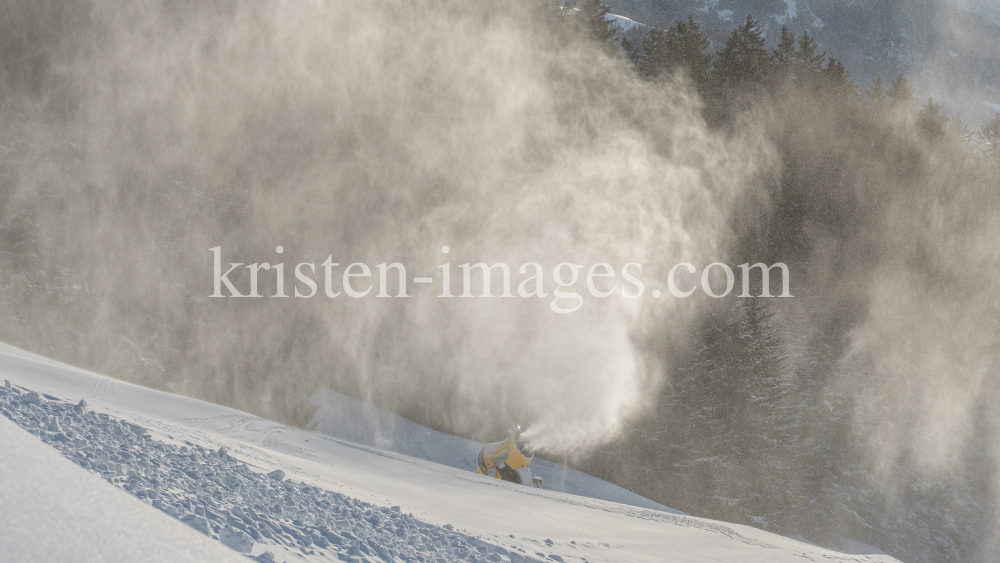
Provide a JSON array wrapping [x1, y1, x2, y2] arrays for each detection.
[[476, 426, 543, 488]]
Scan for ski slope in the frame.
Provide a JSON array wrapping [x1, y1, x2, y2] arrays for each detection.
[[0, 341, 900, 563], [308, 387, 680, 514]]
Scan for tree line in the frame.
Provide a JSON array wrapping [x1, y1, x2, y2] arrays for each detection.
[[553, 0, 1000, 153]]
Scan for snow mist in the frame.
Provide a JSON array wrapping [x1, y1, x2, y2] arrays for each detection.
[[0, 1, 762, 454]]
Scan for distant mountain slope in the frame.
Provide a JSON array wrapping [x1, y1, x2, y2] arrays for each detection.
[[606, 0, 1000, 124], [944, 0, 1000, 26]]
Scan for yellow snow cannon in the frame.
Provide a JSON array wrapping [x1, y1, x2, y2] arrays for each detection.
[[476, 427, 543, 488]]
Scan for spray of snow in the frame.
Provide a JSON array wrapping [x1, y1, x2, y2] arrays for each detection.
[[0, 1, 765, 457]]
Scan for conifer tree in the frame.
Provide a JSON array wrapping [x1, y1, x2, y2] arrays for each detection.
[[712, 15, 770, 94], [947, 113, 971, 142], [981, 112, 1000, 160], [664, 16, 712, 89], [866, 76, 887, 108], [771, 27, 833, 89], [575, 0, 617, 46], [917, 97, 947, 140], [771, 25, 797, 71], [823, 58, 851, 89], [795, 31, 825, 72], [621, 35, 642, 67], [886, 75, 915, 107], [666, 297, 792, 529], [638, 27, 670, 77], [637, 17, 711, 89]]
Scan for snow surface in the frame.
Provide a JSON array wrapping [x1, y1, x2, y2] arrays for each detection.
[[0, 341, 903, 563], [1, 387, 537, 563], [0, 413, 247, 563]]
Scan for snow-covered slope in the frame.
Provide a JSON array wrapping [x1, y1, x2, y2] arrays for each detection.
[[309, 387, 679, 514], [0, 414, 249, 563], [0, 341, 901, 563]]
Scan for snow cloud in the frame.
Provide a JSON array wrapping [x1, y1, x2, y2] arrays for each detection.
[[0, 0, 763, 456]]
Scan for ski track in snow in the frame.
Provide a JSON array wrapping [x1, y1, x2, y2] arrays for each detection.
[[0, 382, 552, 563]]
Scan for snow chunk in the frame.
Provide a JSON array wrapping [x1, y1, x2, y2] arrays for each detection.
[[20, 391, 41, 405], [181, 515, 211, 535], [219, 527, 254, 553]]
